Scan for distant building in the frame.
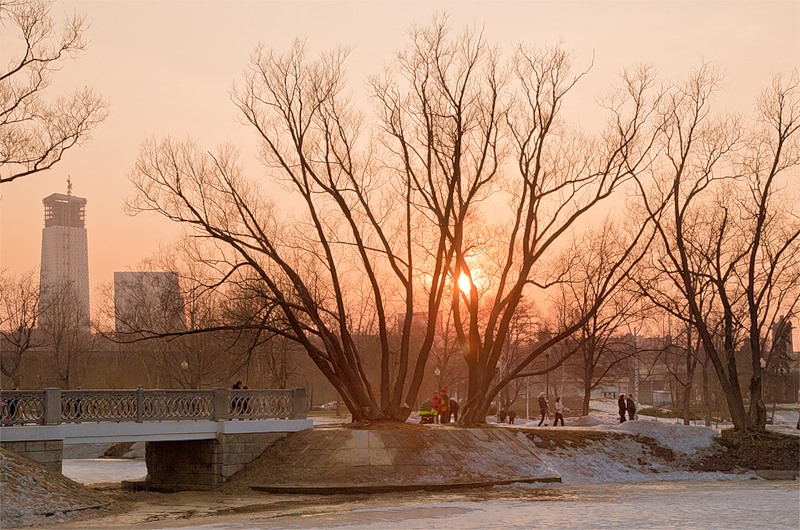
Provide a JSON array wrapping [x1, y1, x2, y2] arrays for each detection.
[[114, 271, 186, 336], [38, 185, 90, 327]]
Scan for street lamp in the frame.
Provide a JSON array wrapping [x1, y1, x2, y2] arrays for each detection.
[[434, 367, 441, 392], [545, 352, 550, 400]]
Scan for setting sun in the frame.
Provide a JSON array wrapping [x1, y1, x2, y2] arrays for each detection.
[[457, 273, 472, 293]]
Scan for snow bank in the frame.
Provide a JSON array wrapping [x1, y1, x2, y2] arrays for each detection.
[[609, 420, 719, 456]]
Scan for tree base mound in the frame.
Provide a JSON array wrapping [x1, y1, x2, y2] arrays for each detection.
[[224, 424, 561, 493], [695, 429, 800, 472]]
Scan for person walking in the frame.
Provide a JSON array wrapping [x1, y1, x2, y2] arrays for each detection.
[[497, 409, 507, 424], [508, 410, 517, 425], [626, 395, 637, 421], [537, 392, 549, 426], [618, 394, 627, 423], [440, 388, 451, 423], [432, 391, 442, 424], [553, 397, 565, 426]]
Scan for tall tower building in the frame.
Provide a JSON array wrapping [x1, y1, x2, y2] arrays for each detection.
[[39, 180, 90, 326]]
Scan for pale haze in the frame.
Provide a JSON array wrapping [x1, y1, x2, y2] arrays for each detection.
[[1, 0, 798, 318]]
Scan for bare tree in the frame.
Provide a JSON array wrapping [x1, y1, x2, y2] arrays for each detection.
[[439, 51, 660, 424], [0, 268, 43, 387], [636, 67, 800, 431], [130, 36, 454, 420], [128, 18, 667, 424], [37, 283, 94, 388], [0, 0, 108, 184], [556, 223, 648, 415]]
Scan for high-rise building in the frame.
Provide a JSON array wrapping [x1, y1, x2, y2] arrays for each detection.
[[114, 271, 186, 336], [39, 183, 90, 326]]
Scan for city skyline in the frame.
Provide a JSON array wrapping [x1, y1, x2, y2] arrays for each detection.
[[1, 0, 798, 320]]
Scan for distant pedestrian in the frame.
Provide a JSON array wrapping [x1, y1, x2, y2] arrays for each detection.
[[432, 391, 442, 423], [618, 394, 627, 423], [553, 397, 565, 426], [497, 409, 507, 424], [440, 388, 451, 423], [450, 398, 460, 423], [231, 380, 243, 416], [508, 410, 517, 425], [242, 385, 252, 415], [626, 395, 637, 421], [537, 392, 549, 426]]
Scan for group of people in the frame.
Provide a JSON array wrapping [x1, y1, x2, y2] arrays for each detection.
[[496, 409, 517, 424], [419, 388, 460, 424], [536, 392, 566, 426], [618, 394, 637, 422]]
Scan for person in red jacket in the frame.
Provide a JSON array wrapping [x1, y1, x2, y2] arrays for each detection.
[[431, 391, 442, 424]]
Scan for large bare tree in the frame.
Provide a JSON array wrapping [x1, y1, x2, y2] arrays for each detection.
[[129, 18, 668, 424], [636, 67, 800, 431], [130, 39, 454, 420], [0, 0, 107, 184]]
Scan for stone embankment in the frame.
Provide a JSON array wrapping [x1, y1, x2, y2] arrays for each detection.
[[0, 448, 112, 528]]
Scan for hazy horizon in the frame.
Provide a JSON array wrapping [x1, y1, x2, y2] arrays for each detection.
[[1, 0, 798, 326]]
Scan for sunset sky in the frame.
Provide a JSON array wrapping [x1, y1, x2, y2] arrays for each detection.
[[1, 0, 798, 319]]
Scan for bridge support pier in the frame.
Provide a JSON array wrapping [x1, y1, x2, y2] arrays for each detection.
[[145, 432, 289, 491], [0, 440, 63, 473]]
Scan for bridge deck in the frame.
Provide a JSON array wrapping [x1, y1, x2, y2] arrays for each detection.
[[0, 418, 313, 444]]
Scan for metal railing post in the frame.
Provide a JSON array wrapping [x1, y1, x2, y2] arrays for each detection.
[[290, 388, 307, 419], [43, 388, 61, 425], [212, 389, 229, 421], [136, 386, 143, 423]]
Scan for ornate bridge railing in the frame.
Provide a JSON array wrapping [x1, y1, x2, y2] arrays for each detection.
[[0, 388, 306, 426]]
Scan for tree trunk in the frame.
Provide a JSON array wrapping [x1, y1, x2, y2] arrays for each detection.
[[682, 384, 692, 426], [747, 374, 767, 430], [582, 377, 592, 416], [701, 361, 712, 427]]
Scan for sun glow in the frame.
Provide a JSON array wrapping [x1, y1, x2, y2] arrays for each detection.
[[457, 273, 473, 294]]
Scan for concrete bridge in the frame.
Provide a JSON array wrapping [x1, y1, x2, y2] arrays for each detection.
[[0, 387, 312, 490]]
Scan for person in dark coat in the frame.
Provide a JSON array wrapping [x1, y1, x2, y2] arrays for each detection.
[[618, 394, 627, 423], [497, 409, 507, 424], [450, 398, 460, 423], [537, 392, 549, 426], [626, 395, 637, 421], [508, 410, 517, 425]]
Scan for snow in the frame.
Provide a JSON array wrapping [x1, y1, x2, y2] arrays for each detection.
[[608, 420, 719, 456], [172, 481, 800, 530], [62, 458, 147, 484]]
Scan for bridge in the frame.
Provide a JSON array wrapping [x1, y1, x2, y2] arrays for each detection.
[[0, 387, 312, 490]]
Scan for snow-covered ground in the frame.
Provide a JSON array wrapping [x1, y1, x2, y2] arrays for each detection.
[[150, 481, 799, 530], [52, 417, 799, 530], [488, 398, 800, 435], [62, 458, 146, 484]]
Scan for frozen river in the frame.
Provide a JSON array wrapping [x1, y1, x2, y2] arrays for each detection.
[[61, 460, 798, 529]]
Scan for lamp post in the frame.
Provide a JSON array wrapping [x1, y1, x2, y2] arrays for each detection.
[[545, 352, 550, 400], [434, 367, 441, 392], [526, 376, 530, 420]]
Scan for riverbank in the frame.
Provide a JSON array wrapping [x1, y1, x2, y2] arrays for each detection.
[[2, 420, 798, 528]]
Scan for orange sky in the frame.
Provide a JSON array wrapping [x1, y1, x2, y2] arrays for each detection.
[[1, 0, 798, 332]]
